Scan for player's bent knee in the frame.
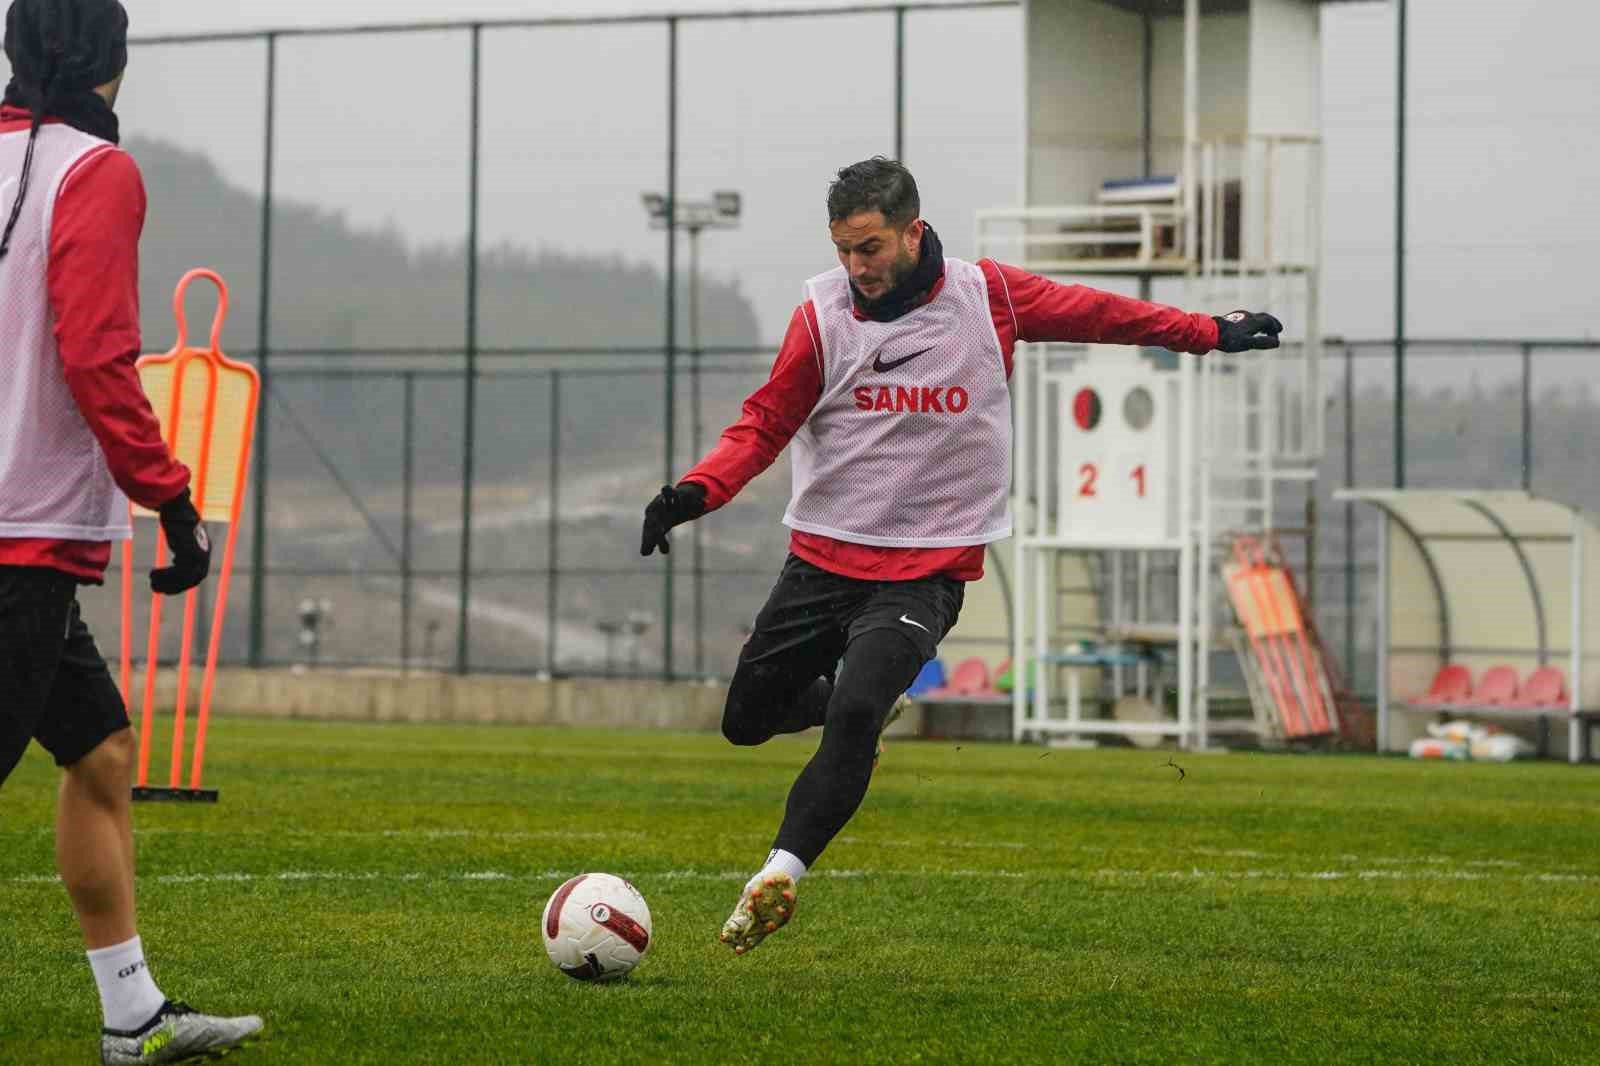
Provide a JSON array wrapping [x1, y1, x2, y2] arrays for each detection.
[[719, 687, 764, 745], [721, 664, 781, 746], [721, 707, 769, 747]]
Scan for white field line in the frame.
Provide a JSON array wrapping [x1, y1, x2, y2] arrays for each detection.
[[6, 828, 1591, 877], [5, 866, 1597, 889], [1091, 868, 1600, 884]]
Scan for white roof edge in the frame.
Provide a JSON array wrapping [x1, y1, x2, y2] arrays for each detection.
[[1333, 488, 1590, 527]]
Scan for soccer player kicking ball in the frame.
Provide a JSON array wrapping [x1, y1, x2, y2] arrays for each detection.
[[640, 157, 1281, 955], [0, 2, 262, 1061]]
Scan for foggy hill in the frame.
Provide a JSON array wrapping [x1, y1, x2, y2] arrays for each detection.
[[124, 136, 768, 497], [127, 136, 763, 352]]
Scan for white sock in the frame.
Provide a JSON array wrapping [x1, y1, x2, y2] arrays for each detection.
[[746, 848, 807, 894], [87, 936, 166, 1031]]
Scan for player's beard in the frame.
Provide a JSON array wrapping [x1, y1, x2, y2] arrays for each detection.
[[854, 244, 921, 308]]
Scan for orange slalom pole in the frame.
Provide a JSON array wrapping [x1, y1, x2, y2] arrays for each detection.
[[168, 590, 201, 788], [189, 494, 243, 789], [136, 528, 168, 789], [166, 352, 221, 789], [190, 375, 257, 791]]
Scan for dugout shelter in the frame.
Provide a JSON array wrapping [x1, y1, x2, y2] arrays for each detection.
[[1336, 490, 1600, 764]]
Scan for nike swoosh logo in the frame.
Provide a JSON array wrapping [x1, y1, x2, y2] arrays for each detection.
[[899, 614, 930, 633], [872, 346, 935, 373]]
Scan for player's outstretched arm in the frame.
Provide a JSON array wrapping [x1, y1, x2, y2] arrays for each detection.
[[639, 302, 823, 559], [981, 259, 1284, 356]]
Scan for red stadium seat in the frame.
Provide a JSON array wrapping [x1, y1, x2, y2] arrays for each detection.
[[969, 658, 1008, 699], [922, 657, 989, 699], [1469, 665, 1520, 707], [1511, 666, 1568, 709], [1413, 664, 1473, 707]]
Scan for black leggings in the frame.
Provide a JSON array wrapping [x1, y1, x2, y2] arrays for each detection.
[[722, 627, 926, 868]]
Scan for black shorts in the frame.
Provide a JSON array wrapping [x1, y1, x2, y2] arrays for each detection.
[[738, 554, 966, 680], [0, 566, 130, 784]]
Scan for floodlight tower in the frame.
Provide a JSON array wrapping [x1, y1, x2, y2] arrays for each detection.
[[979, 0, 1345, 750], [641, 191, 743, 677]]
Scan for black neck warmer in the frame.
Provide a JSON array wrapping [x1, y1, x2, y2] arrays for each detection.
[[2, 80, 119, 142], [849, 222, 946, 323]]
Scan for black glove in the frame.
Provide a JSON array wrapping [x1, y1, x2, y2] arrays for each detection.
[[150, 488, 212, 595], [1212, 310, 1284, 353], [640, 482, 707, 557]]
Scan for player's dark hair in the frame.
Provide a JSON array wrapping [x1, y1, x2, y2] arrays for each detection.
[[0, 0, 128, 263], [827, 156, 920, 229]]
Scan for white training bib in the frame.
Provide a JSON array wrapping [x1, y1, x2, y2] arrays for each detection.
[[0, 124, 132, 542], [783, 257, 1012, 548]]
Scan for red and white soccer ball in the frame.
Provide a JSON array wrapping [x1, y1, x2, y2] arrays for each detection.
[[541, 872, 653, 981]]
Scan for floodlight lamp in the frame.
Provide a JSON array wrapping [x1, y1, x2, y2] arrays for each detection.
[[641, 192, 668, 219], [714, 190, 742, 219]]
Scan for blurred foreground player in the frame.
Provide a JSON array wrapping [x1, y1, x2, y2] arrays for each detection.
[[0, 1, 261, 1060], [640, 157, 1282, 955]]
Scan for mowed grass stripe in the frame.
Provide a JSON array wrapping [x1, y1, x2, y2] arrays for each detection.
[[2, 716, 1597, 1065]]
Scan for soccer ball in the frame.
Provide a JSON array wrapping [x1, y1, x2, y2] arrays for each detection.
[[541, 872, 653, 981]]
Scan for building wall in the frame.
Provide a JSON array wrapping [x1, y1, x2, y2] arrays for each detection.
[[1025, 0, 1145, 206], [1248, 0, 1320, 139], [1149, 12, 1250, 174], [127, 668, 929, 737], [1026, 1, 1321, 214]]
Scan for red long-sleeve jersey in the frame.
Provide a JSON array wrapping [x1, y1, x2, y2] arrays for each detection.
[[0, 106, 189, 583], [681, 259, 1218, 582]]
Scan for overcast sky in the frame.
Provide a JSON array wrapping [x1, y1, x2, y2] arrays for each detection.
[[8, 0, 1598, 376]]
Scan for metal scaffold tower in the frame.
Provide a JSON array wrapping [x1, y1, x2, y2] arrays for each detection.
[[977, 0, 1336, 747]]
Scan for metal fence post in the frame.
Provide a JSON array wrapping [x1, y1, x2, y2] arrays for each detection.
[[894, 7, 906, 161], [1521, 342, 1533, 491], [401, 372, 415, 672], [546, 370, 561, 673], [1343, 342, 1356, 681], [689, 231, 705, 678], [1393, 0, 1407, 489], [248, 32, 277, 667], [662, 16, 679, 681], [457, 25, 483, 676]]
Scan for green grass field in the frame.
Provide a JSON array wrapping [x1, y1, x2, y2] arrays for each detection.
[[2, 717, 1597, 1065]]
